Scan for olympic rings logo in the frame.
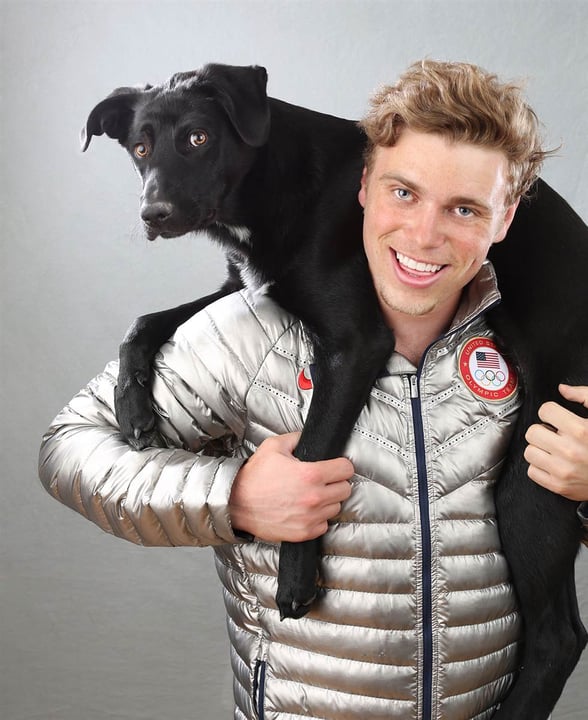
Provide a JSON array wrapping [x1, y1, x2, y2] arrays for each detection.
[[474, 369, 506, 387], [459, 337, 517, 401]]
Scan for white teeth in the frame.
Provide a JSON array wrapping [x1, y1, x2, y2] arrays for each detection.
[[396, 252, 443, 274]]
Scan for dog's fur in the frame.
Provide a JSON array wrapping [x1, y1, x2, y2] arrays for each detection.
[[82, 64, 587, 718]]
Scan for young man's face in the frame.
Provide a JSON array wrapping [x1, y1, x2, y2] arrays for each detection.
[[358, 129, 519, 331]]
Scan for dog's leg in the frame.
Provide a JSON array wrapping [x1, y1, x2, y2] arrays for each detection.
[[492, 573, 586, 719], [492, 454, 587, 719], [276, 319, 395, 619], [486, 303, 588, 715], [116, 288, 232, 449]]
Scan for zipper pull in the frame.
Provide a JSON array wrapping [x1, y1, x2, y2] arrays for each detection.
[[409, 374, 419, 399]]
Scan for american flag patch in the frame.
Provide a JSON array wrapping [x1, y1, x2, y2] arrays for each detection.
[[475, 350, 501, 369], [459, 337, 518, 402]]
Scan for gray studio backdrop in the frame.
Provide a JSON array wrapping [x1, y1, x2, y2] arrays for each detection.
[[2, 1, 587, 718]]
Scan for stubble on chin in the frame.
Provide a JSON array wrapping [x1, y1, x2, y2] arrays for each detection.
[[378, 286, 438, 319]]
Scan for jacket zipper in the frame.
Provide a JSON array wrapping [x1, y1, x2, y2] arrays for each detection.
[[406, 298, 501, 720], [253, 659, 267, 719], [409, 373, 433, 720]]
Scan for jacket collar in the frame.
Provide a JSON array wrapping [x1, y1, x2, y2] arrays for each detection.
[[383, 260, 501, 376], [448, 260, 501, 335]]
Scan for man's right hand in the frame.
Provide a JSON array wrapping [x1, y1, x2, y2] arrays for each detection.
[[228, 432, 354, 543]]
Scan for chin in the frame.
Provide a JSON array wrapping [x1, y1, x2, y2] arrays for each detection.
[[378, 287, 438, 318]]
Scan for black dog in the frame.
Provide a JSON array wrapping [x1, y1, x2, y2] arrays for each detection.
[[82, 64, 587, 719]]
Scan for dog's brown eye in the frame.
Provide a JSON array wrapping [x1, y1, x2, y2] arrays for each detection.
[[133, 143, 150, 159], [189, 131, 208, 147]]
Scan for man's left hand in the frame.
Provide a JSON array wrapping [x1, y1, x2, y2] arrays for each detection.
[[524, 384, 588, 501]]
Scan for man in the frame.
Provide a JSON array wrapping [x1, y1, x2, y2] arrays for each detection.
[[39, 61, 588, 719]]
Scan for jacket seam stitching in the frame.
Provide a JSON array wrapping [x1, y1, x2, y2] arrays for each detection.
[[444, 580, 512, 595], [441, 663, 517, 700], [251, 379, 303, 407], [267, 670, 417, 698], [442, 611, 519, 633]]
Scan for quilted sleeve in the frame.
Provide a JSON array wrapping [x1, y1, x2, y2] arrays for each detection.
[[38, 355, 248, 547], [37, 297, 262, 547]]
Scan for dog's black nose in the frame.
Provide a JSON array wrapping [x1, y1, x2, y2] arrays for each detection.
[[141, 202, 174, 224]]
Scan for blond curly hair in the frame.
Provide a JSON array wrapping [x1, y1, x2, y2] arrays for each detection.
[[359, 60, 552, 204]]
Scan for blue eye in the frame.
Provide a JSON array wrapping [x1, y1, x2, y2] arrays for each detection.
[[395, 188, 411, 200], [456, 207, 473, 217]]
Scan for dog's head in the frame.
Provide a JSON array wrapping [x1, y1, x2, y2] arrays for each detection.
[[82, 64, 271, 240]]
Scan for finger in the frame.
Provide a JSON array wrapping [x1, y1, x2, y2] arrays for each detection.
[[311, 456, 355, 483], [559, 384, 588, 409], [537, 401, 583, 436], [526, 420, 588, 468], [524, 445, 566, 492], [526, 460, 551, 488], [524, 442, 569, 478], [323, 501, 344, 521], [307, 520, 331, 540], [526, 461, 560, 493], [525, 421, 561, 455], [321, 477, 353, 503], [526, 459, 583, 501]]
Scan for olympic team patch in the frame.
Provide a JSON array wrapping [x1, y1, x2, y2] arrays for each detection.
[[458, 337, 517, 402]]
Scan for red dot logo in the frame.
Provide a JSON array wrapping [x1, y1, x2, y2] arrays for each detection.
[[297, 367, 313, 390]]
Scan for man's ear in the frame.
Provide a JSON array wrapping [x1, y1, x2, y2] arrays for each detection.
[[358, 167, 368, 208], [494, 198, 520, 244]]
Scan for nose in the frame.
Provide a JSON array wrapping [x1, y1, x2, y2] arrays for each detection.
[[411, 206, 444, 248], [140, 201, 174, 225]]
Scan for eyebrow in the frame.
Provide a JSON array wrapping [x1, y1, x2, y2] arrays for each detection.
[[379, 172, 493, 213]]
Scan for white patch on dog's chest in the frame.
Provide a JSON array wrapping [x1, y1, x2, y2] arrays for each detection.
[[216, 223, 272, 292], [238, 261, 270, 292], [217, 222, 252, 247]]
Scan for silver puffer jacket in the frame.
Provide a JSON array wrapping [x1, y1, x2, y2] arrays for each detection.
[[39, 261, 522, 720]]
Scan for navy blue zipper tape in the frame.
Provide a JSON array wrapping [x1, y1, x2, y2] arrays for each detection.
[[406, 302, 500, 719], [410, 374, 433, 720], [253, 659, 266, 720]]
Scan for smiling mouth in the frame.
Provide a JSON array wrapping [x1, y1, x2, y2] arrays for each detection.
[[395, 251, 444, 275]]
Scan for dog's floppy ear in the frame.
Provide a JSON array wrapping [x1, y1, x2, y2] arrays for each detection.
[[81, 85, 151, 152], [201, 64, 270, 148]]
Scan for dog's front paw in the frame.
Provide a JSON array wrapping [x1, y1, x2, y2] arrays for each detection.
[[276, 582, 319, 621], [276, 539, 321, 620], [115, 378, 157, 450]]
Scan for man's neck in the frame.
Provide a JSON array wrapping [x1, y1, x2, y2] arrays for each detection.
[[391, 322, 446, 366], [388, 299, 461, 366]]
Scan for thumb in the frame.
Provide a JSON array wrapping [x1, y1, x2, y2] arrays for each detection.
[[559, 384, 588, 409], [266, 431, 303, 456], [265, 433, 354, 480]]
